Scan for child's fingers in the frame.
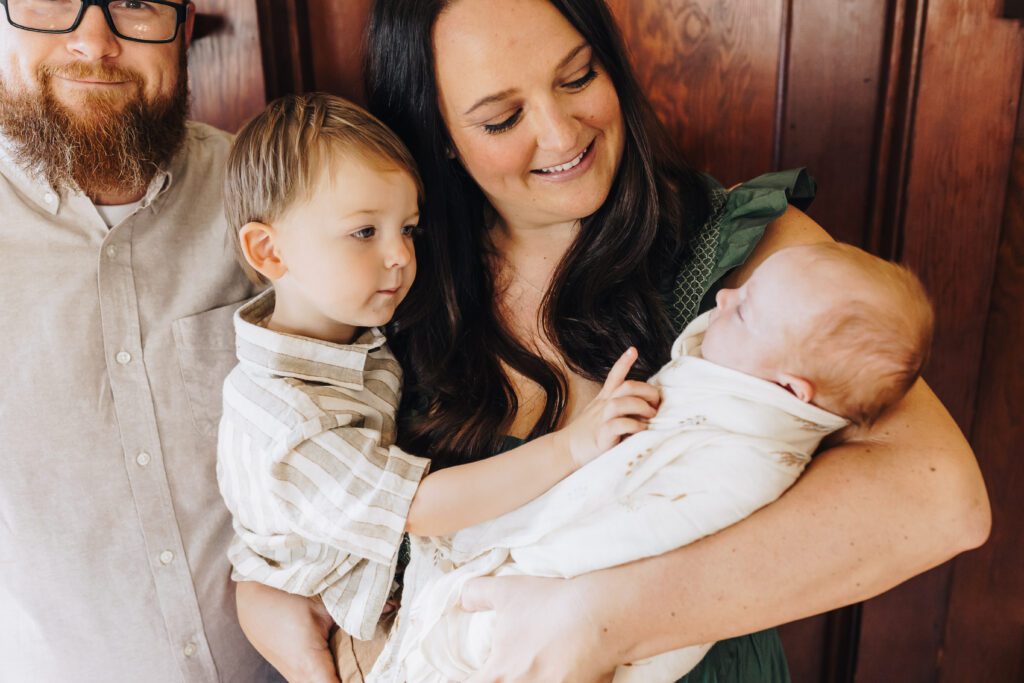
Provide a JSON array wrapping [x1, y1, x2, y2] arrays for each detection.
[[598, 347, 637, 398], [603, 395, 658, 422], [597, 417, 649, 449], [610, 380, 661, 407]]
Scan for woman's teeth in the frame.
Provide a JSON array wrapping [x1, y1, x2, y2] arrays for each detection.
[[537, 144, 589, 174]]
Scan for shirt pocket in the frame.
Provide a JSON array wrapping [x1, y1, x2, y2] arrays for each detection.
[[172, 300, 244, 437]]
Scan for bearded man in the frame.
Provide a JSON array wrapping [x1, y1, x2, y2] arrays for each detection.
[[0, 2, 281, 680]]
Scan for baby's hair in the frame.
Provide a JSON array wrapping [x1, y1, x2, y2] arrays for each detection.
[[223, 92, 423, 283], [792, 243, 934, 427]]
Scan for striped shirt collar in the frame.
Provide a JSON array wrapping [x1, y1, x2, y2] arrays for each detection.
[[233, 288, 388, 391]]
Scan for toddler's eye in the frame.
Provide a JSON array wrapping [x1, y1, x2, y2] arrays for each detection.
[[402, 224, 424, 238], [352, 226, 376, 239]]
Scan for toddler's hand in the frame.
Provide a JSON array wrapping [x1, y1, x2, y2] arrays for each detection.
[[558, 347, 660, 469]]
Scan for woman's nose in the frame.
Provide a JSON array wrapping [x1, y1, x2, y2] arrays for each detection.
[[533, 99, 580, 154]]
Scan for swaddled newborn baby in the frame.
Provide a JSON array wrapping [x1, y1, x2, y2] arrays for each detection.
[[370, 242, 934, 683]]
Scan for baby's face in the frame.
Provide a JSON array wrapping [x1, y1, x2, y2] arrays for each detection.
[[271, 154, 420, 341], [701, 247, 825, 381]]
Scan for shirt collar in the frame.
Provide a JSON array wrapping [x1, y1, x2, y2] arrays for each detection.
[[233, 289, 388, 391], [0, 130, 178, 215]]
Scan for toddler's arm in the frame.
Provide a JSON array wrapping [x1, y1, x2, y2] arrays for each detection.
[[405, 347, 660, 536]]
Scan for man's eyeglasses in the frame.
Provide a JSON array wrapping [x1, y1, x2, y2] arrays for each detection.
[[0, 0, 190, 44]]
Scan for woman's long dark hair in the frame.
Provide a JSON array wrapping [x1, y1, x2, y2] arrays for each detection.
[[366, 0, 711, 467]]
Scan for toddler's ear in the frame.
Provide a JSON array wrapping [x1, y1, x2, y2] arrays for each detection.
[[778, 373, 815, 404], [239, 222, 288, 281]]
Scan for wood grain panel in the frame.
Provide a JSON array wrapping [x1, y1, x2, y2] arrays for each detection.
[[780, 0, 889, 247], [188, 0, 267, 132], [938, 83, 1024, 683], [856, 1, 1024, 680], [307, 0, 373, 104], [898, 0, 1023, 430], [607, 0, 784, 185]]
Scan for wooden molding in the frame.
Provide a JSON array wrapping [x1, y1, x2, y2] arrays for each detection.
[[866, 0, 927, 260], [255, 0, 315, 100]]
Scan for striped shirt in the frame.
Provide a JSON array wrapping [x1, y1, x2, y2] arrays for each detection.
[[217, 289, 430, 640]]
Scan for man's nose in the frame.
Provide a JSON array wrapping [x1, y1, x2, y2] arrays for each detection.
[[66, 6, 121, 61]]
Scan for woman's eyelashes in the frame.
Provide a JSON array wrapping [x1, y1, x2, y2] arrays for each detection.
[[481, 65, 599, 135], [564, 67, 598, 90], [483, 110, 522, 135]]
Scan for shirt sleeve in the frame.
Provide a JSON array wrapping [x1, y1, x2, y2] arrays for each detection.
[[228, 414, 429, 640]]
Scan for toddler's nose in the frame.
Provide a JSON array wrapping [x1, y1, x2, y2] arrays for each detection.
[[385, 238, 413, 269]]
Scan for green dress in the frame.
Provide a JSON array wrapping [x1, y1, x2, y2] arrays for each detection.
[[498, 168, 816, 683]]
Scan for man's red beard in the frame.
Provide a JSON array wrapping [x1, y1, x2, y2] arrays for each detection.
[[0, 53, 189, 200]]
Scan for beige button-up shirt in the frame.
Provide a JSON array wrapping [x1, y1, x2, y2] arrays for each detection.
[[0, 123, 279, 682]]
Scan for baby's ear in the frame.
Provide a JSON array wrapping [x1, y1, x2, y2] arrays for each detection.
[[778, 373, 815, 403], [239, 222, 288, 281]]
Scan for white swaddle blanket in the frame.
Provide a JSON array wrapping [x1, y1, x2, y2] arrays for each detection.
[[370, 312, 848, 683]]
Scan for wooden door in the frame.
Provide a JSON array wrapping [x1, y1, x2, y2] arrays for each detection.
[[186, 1, 1024, 679]]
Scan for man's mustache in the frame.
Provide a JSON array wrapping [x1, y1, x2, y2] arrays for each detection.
[[40, 62, 143, 85]]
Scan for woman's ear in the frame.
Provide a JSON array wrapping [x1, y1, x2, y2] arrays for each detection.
[[778, 373, 815, 404], [239, 222, 288, 281]]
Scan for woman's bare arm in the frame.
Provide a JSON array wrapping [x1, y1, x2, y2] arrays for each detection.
[[459, 207, 991, 682]]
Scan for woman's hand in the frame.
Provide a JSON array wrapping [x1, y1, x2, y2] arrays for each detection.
[[461, 574, 618, 683], [235, 581, 339, 683], [558, 347, 661, 469]]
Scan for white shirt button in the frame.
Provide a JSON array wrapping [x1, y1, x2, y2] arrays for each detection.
[[43, 193, 54, 204], [106, 245, 117, 259], [183, 643, 196, 658], [115, 351, 132, 365], [136, 452, 151, 466], [159, 550, 174, 565]]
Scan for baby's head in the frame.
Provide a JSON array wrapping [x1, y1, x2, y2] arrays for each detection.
[[224, 92, 422, 344], [702, 242, 934, 426]]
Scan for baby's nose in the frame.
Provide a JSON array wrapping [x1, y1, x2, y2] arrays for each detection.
[[715, 287, 735, 309]]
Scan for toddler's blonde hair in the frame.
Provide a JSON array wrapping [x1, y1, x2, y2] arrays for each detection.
[[224, 92, 423, 283]]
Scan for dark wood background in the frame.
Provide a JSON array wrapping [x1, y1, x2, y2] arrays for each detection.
[[186, 1, 1024, 680]]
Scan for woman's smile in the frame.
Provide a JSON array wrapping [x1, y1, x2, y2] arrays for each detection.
[[531, 139, 596, 181]]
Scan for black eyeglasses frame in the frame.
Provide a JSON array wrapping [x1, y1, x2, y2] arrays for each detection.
[[0, 0, 191, 44]]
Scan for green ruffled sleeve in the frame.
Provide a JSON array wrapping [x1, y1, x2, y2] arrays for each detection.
[[666, 168, 816, 334]]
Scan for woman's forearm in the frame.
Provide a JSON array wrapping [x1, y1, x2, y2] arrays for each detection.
[[578, 379, 990, 664]]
